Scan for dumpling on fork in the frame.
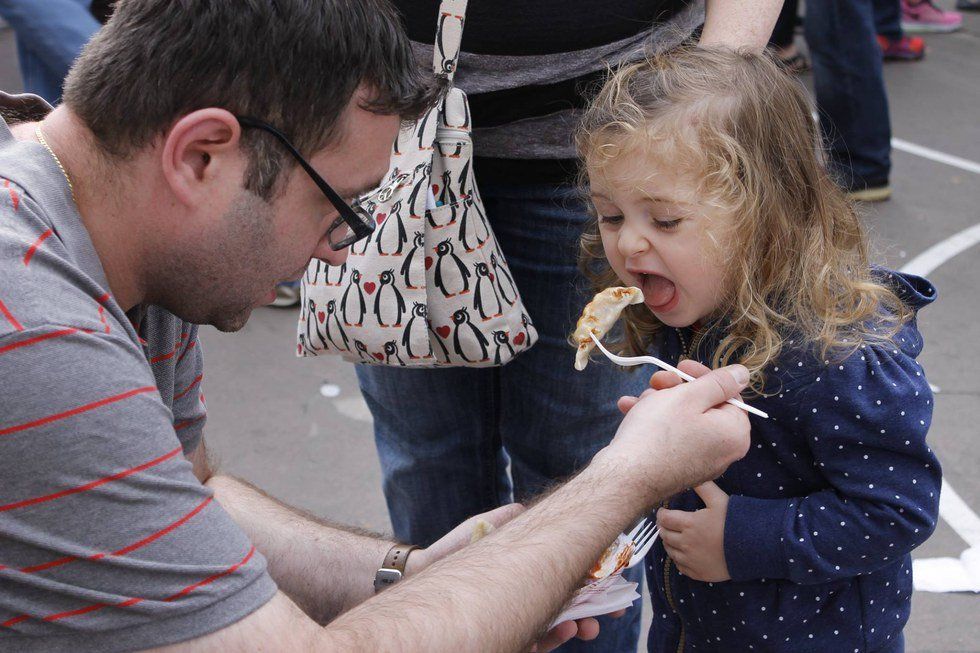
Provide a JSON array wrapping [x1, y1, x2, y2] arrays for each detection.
[[572, 286, 644, 371]]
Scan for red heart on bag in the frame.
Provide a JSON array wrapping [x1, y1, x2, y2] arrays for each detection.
[[364, 282, 377, 294], [432, 184, 440, 195], [375, 213, 387, 225], [373, 352, 384, 361], [317, 311, 326, 323], [436, 326, 451, 339], [297, 344, 303, 355], [513, 332, 526, 346], [425, 256, 433, 270], [489, 273, 495, 282]]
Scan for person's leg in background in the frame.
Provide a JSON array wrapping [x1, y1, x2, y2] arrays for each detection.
[[768, 0, 809, 74], [805, 0, 893, 202], [900, 0, 962, 33], [357, 364, 510, 546], [358, 179, 649, 651], [0, 0, 99, 103], [490, 182, 649, 652], [875, 0, 927, 61]]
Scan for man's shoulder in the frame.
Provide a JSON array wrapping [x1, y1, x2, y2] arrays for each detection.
[[0, 177, 124, 342]]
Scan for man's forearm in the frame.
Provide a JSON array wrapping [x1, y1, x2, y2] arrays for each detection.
[[323, 458, 651, 652], [701, 0, 782, 50], [206, 474, 391, 623]]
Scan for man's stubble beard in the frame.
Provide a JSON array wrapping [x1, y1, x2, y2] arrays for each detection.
[[149, 192, 278, 331]]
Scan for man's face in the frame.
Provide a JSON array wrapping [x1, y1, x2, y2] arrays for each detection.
[[162, 98, 399, 332]]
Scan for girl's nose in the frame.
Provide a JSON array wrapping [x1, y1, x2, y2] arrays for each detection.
[[617, 224, 650, 259]]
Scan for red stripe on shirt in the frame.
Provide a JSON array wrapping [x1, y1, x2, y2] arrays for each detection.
[[174, 415, 205, 432], [0, 327, 78, 356], [0, 386, 157, 438], [16, 496, 214, 574], [22, 228, 53, 266], [0, 446, 181, 513], [97, 305, 110, 334], [0, 614, 28, 628], [0, 298, 24, 332], [164, 546, 257, 601], [42, 602, 109, 623], [3, 179, 19, 212], [149, 344, 179, 364], [176, 339, 198, 365], [1, 545, 257, 628], [105, 496, 214, 558], [173, 374, 204, 401]]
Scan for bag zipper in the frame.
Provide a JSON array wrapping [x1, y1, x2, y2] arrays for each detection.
[[435, 128, 471, 141]]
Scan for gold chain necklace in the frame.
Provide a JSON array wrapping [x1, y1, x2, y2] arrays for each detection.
[[35, 125, 76, 203]]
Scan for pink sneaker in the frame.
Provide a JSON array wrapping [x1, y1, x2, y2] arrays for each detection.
[[901, 0, 964, 32]]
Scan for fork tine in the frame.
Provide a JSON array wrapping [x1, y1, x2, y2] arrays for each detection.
[[590, 333, 639, 366], [633, 521, 656, 548], [626, 518, 649, 541], [627, 526, 660, 568]]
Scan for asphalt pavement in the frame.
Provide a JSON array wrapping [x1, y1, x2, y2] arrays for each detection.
[[1, 9, 978, 651]]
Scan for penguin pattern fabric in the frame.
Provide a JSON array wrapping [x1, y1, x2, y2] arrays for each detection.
[[297, 0, 537, 368]]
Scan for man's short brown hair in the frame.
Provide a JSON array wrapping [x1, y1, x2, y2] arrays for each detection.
[[62, 0, 439, 198]]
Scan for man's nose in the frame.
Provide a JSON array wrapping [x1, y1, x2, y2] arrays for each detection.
[[313, 238, 350, 267]]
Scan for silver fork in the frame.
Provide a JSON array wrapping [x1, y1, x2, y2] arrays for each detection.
[[588, 332, 769, 419], [625, 518, 659, 568]]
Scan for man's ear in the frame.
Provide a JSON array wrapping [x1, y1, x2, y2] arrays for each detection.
[[161, 108, 243, 206]]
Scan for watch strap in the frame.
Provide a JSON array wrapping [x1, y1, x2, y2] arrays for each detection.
[[374, 543, 419, 593], [382, 543, 418, 573]]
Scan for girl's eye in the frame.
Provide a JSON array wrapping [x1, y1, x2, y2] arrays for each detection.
[[599, 214, 624, 225], [654, 218, 681, 231]]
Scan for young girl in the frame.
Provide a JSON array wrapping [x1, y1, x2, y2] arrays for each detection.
[[577, 48, 940, 653]]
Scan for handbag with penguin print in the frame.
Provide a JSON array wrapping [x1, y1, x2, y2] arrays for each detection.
[[297, 0, 538, 368]]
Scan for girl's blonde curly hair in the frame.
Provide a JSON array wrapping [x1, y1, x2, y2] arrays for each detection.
[[576, 46, 911, 395]]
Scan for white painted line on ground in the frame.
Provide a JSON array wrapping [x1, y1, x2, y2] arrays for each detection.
[[902, 225, 980, 592], [936, 480, 980, 549], [892, 138, 980, 176], [901, 223, 980, 278]]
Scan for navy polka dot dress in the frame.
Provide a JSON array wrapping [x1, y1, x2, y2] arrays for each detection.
[[644, 271, 939, 653]]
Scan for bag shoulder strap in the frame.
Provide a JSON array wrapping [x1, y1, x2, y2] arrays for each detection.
[[432, 0, 468, 82]]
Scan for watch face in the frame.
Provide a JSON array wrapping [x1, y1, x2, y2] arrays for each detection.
[[374, 568, 403, 593]]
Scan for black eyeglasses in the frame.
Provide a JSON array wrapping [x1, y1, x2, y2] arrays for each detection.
[[236, 116, 376, 251]]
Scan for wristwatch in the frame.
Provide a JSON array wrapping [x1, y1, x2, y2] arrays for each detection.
[[374, 543, 419, 593]]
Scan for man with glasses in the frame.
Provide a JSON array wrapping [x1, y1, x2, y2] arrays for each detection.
[[0, 1, 751, 651]]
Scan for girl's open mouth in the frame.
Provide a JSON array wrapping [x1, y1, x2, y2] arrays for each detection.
[[639, 273, 679, 312]]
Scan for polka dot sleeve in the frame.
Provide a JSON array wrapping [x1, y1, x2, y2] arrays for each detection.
[[723, 342, 942, 584]]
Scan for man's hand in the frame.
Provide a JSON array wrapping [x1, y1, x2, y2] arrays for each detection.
[[404, 504, 621, 652], [598, 361, 751, 503], [405, 504, 525, 576], [657, 482, 731, 582]]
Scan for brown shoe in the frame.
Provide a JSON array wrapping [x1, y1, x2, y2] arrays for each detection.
[[847, 185, 893, 202]]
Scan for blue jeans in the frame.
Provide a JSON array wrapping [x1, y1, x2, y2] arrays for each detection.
[[357, 182, 650, 652], [0, 0, 98, 103], [874, 0, 904, 39], [805, 0, 892, 191]]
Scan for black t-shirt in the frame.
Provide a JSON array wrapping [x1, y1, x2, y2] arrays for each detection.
[[398, 1, 686, 55], [394, 1, 689, 184]]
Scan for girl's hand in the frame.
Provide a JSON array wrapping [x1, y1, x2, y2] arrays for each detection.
[[656, 482, 732, 582]]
